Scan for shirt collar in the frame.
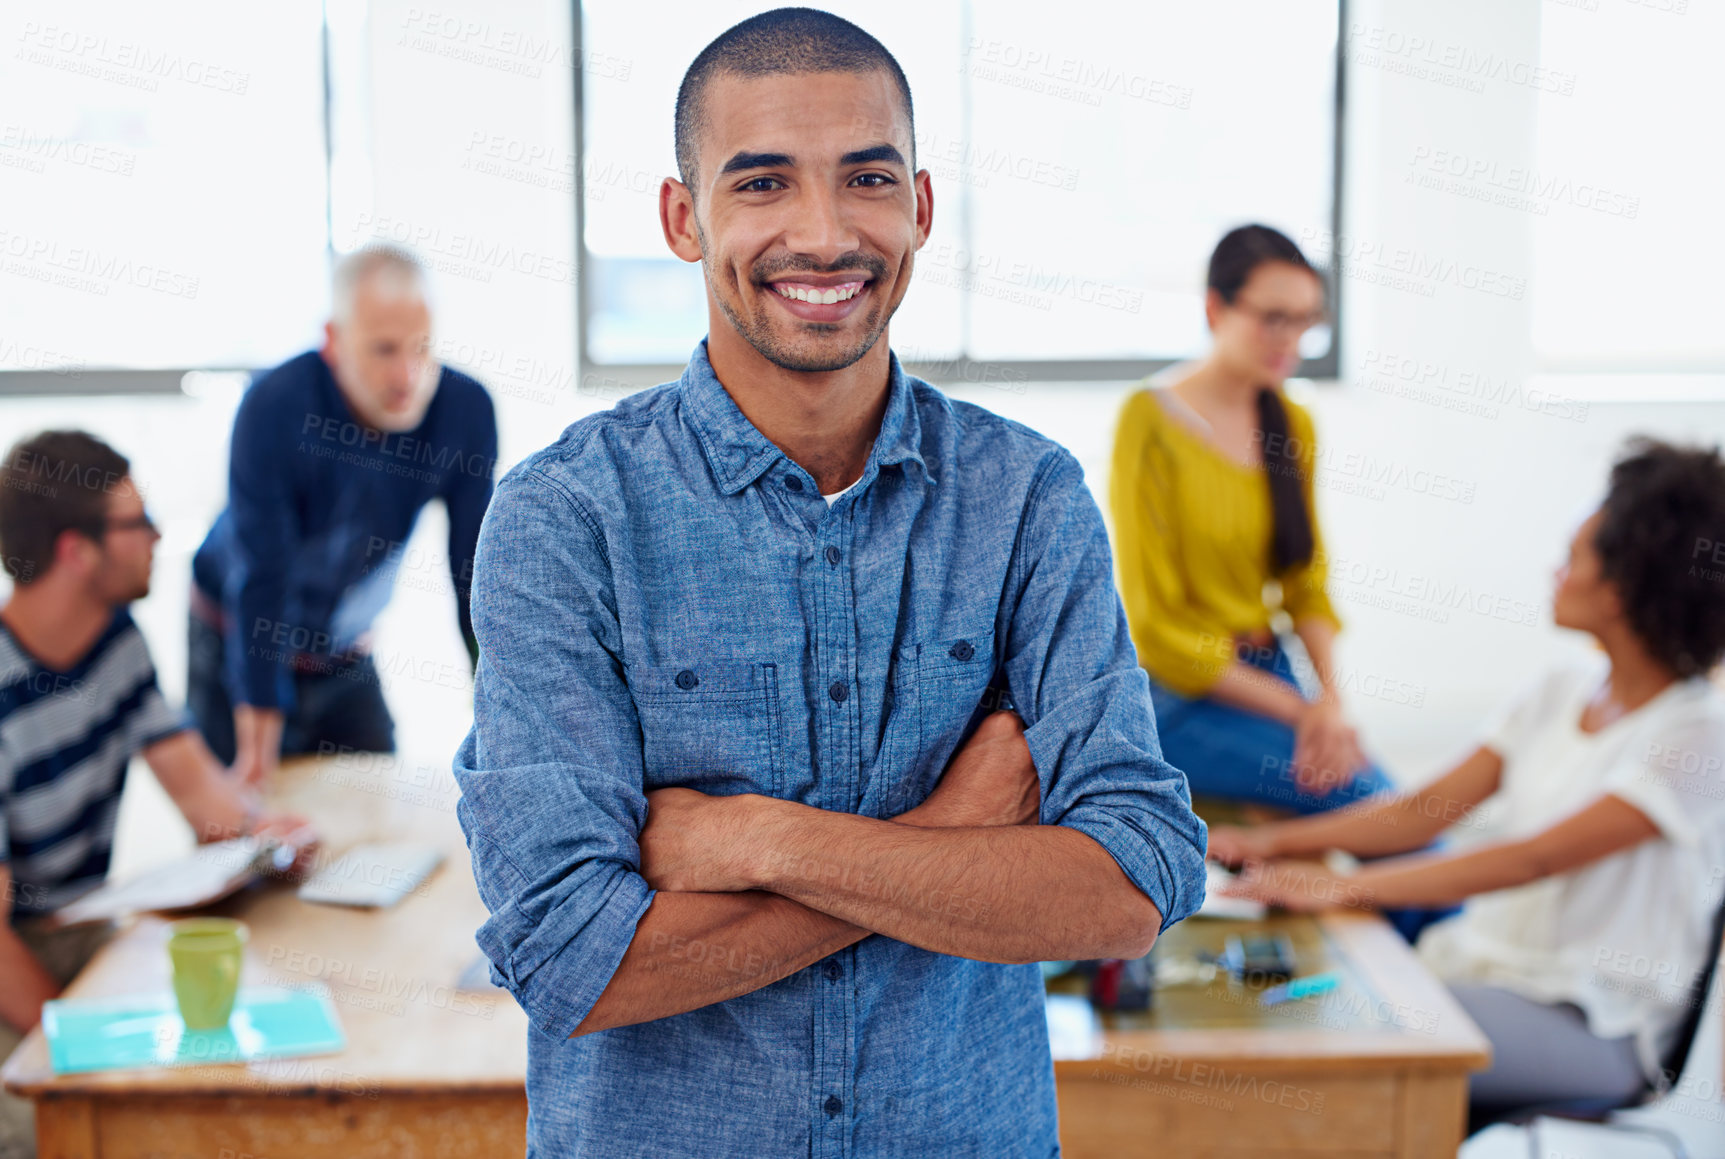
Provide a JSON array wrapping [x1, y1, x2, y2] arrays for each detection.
[[679, 337, 929, 497]]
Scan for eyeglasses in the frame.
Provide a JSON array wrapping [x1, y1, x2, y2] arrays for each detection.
[[105, 511, 159, 536], [1231, 300, 1328, 339]]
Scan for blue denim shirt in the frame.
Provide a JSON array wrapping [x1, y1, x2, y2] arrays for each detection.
[[453, 339, 1207, 1158]]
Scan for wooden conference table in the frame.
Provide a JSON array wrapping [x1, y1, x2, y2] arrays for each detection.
[[4, 758, 1489, 1157], [1049, 911, 1492, 1158], [2, 754, 530, 1158]]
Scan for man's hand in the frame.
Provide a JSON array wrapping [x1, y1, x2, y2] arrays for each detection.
[[228, 753, 267, 789], [231, 704, 285, 788], [901, 709, 1039, 829], [250, 812, 322, 880], [639, 788, 761, 893]]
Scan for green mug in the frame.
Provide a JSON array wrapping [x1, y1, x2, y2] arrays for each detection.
[[166, 917, 247, 1030]]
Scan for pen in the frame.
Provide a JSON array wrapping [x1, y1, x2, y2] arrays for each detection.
[[1259, 971, 1341, 1006]]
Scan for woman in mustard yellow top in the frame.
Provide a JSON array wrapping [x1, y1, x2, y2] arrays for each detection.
[[1111, 225, 1391, 813]]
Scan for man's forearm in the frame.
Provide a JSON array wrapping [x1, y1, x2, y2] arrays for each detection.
[[143, 731, 256, 843], [576, 793, 983, 1036], [745, 801, 1160, 964], [233, 704, 284, 778], [571, 888, 864, 1037], [0, 924, 60, 1034]]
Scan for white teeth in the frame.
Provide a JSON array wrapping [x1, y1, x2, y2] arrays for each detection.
[[774, 283, 862, 304]]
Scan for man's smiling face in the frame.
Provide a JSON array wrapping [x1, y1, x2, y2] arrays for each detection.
[[666, 68, 932, 373]]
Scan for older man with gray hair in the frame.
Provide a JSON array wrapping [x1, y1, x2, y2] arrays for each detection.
[[189, 244, 497, 786]]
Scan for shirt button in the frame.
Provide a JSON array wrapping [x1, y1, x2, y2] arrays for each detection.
[[828, 680, 848, 703], [825, 545, 841, 565], [785, 475, 804, 491], [675, 669, 699, 690], [824, 1094, 843, 1117], [950, 639, 974, 661], [823, 959, 842, 982]]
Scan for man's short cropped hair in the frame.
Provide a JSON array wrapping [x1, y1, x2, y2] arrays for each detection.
[[674, 8, 916, 200]]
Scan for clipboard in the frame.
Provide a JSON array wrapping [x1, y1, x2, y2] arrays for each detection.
[[47, 836, 301, 928]]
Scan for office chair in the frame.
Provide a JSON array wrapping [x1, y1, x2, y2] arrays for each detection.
[[1467, 882, 1725, 1156]]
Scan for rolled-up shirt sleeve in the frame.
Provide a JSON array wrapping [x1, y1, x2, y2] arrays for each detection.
[[452, 465, 654, 1040], [1004, 448, 1208, 934]]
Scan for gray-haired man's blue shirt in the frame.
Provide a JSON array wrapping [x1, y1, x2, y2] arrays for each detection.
[[453, 338, 1207, 1158]]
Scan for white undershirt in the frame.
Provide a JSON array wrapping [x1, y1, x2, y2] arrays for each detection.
[[822, 477, 860, 506], [1414, 655, 1725, 1081]]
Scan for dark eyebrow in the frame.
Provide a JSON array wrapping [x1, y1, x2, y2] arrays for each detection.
[[719, 150, 795, 176], [718, 143, 908, 177], [839, 144, 907, 168]]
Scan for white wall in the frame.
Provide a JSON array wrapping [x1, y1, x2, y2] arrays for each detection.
[[1312, 0, 1725, 777]]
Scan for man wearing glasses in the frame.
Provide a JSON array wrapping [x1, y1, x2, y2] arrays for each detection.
[[0, 431, 315, 1159], [453, 10, 1206, 1156]]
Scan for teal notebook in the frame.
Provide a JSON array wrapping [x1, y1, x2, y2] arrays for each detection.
[[41, 985, 346, 1075]]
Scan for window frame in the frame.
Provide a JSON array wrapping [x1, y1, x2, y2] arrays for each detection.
[[0, 14, 338, 398], [572, 0, 1347, 388], [0, 2, 1346, 395]]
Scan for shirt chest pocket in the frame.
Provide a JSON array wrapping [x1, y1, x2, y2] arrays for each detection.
[[629, 660, 782, 798], [882, 626, 999, 816]]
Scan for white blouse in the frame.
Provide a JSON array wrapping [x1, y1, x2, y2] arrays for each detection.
[[1416, 655, 1725, 1083]]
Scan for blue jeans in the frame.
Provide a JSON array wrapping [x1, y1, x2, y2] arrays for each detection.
[[187, 606, 395, 764], [1148, 639, 1394, 813], [1148, 638, 1457, 943]]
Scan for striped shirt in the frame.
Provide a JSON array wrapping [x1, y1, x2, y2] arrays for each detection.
[[0, 608, 189, 920]]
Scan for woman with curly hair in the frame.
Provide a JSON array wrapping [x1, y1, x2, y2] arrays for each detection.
[[1210, 437, 1725, 1120]]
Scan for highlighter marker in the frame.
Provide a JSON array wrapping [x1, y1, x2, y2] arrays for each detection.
[[1259, 971, 1341, 1007]]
